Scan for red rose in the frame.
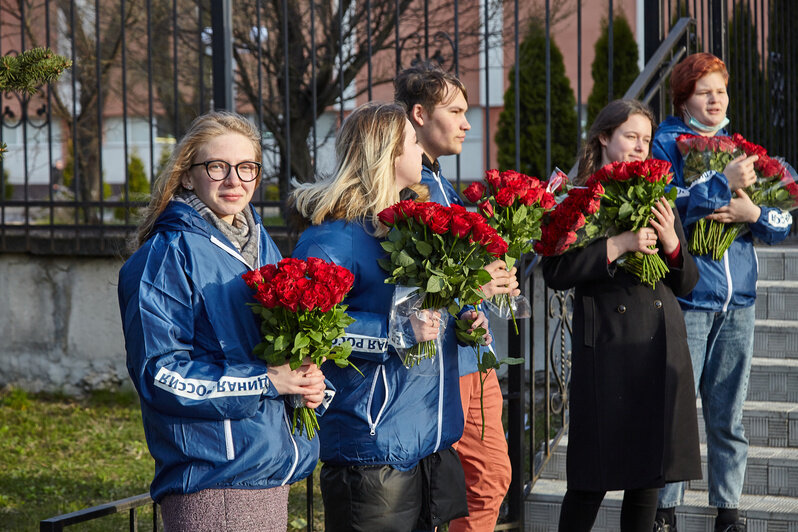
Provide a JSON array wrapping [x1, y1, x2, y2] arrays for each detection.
[[257, 264, 278, 283], [300, 287, 318, 311], [378, 206, 399, 226], [520, 186, 543, 206], [451, 213, 473, 238], [503, 175, 529, 196], [278, 286, 300, 312], [463, 181, 486, 203], [395, 200, 418, 220], [485, 169, 502, 191], [539, 193, 556, 209], [471, 222, 494, 246], [314, 284, 335, 312], [495, 187, 516, 207], [427, 207, 452, 234], [278, 258, 307, 280], [241, 269, 264, 288], [485, 234, 509, 257], [478, 199, 494, 218], [413, 202, 438, 225], [253, 284, 276, 307]]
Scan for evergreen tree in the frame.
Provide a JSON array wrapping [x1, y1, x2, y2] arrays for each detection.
[[0, 48, 70, 162], [495, 19, 577, 179], [586, 12, 640, 126]]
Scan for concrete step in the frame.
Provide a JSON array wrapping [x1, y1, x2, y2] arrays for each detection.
[[527, 478, 798, 531], [755, 320, 798, 360], [756, 281, 798, 321], [748, 357, 798, 403], [697, 400, 798, 449], [756, 246, 798, 282], [539, 435, 798, 497]]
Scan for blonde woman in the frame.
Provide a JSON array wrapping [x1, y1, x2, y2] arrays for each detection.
[[292, 102, 488, 532], [119, 111, 326, 532]]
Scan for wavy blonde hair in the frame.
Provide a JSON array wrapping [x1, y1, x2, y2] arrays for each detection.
[[291, 102, 407, 237], [132, 111, 263, 249]]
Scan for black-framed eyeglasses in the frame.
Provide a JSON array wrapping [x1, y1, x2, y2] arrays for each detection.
[[189, 160, 262, 182]]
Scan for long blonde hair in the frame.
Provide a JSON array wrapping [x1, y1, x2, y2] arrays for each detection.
[[133, 111, 263, 249], [291, 102, 407, 237]]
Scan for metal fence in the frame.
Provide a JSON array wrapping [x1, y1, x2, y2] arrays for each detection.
[[3, 0, 792, 530]]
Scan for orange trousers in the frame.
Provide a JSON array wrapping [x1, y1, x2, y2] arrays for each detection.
[[450, 370, 512, 532]]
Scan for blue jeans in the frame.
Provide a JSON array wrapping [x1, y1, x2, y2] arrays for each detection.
[[658, 305, 754, 510]]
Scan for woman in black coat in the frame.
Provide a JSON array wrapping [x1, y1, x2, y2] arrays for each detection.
[[542, 100, 702, 531]]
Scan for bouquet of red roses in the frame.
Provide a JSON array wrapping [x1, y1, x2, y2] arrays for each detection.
[[377, 200, 507, 367], [242, 257, 358, 439], [678, 133, 798, 259], [534, 177, 605, 257], [462, 169, 558, 332], [535, 160, 677, 288], [677, 133, 743, 259]]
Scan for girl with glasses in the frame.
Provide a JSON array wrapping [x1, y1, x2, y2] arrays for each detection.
[[118, 111, 327, 532]]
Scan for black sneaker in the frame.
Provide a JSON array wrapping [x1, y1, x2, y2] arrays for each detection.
[[714, 519, 746, 532], [653, 516, 676, 532]]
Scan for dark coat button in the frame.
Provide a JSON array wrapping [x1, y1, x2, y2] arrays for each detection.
[[617, 305, 626, 314], [654, 300, 663, 309]]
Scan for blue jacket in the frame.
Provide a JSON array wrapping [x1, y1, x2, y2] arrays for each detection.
[[653, 116, 792, 312], [118, 202, 319, 502], [292, 220, 464, 470], [421, 161, 482, 376]]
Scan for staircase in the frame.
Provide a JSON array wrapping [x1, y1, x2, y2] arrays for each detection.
[[526, 246, 798, 531]]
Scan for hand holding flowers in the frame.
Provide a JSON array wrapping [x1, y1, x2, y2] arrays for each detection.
[[677, 133, 798, 259], [378, 200, 505, 367], [242, 257, 359, 438]]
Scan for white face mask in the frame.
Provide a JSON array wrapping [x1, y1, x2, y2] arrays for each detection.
[[684, 110, 729, 134]]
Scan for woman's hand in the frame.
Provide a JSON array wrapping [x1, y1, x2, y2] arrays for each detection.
[[606, 228, 658, 262], [410, 309, 442, 343], [723, 153, 758, 191], [481, 260, 521, 298], [705, 188, 761, 224], [267, 358, 326, 408], [460, 310, 492, 346], [648, 196, 679, 255]]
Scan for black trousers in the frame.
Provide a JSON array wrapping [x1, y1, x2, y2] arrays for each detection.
[[557, 487, 659, 532], [321, 447, 468, 532]]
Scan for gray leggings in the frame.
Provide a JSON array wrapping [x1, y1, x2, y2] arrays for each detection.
[[160, 486, 290, 532]]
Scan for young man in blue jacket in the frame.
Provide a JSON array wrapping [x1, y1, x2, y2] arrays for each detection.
[[395, 61, 518, 532]]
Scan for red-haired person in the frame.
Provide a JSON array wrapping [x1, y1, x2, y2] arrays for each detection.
[[652, 53, 792, 532]]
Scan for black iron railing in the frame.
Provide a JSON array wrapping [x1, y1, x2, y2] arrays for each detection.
[[7, 0, 791, 530]]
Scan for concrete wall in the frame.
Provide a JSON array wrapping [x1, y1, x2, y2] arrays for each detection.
[[0, 253, 129, 395], [0, 250, 552, 395]]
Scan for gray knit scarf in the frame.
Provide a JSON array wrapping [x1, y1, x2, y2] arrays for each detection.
[[174, 192, 260, 268]]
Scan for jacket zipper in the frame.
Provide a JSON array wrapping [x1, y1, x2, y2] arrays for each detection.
[[223, 418, 235, 461], [432, 170, 452, 207], [366, 365, 389, 436], [721, 251, 733, 312], [209, 234, 260, 269], [434, 346, 444, 453], [280, 410, 300, 486]]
